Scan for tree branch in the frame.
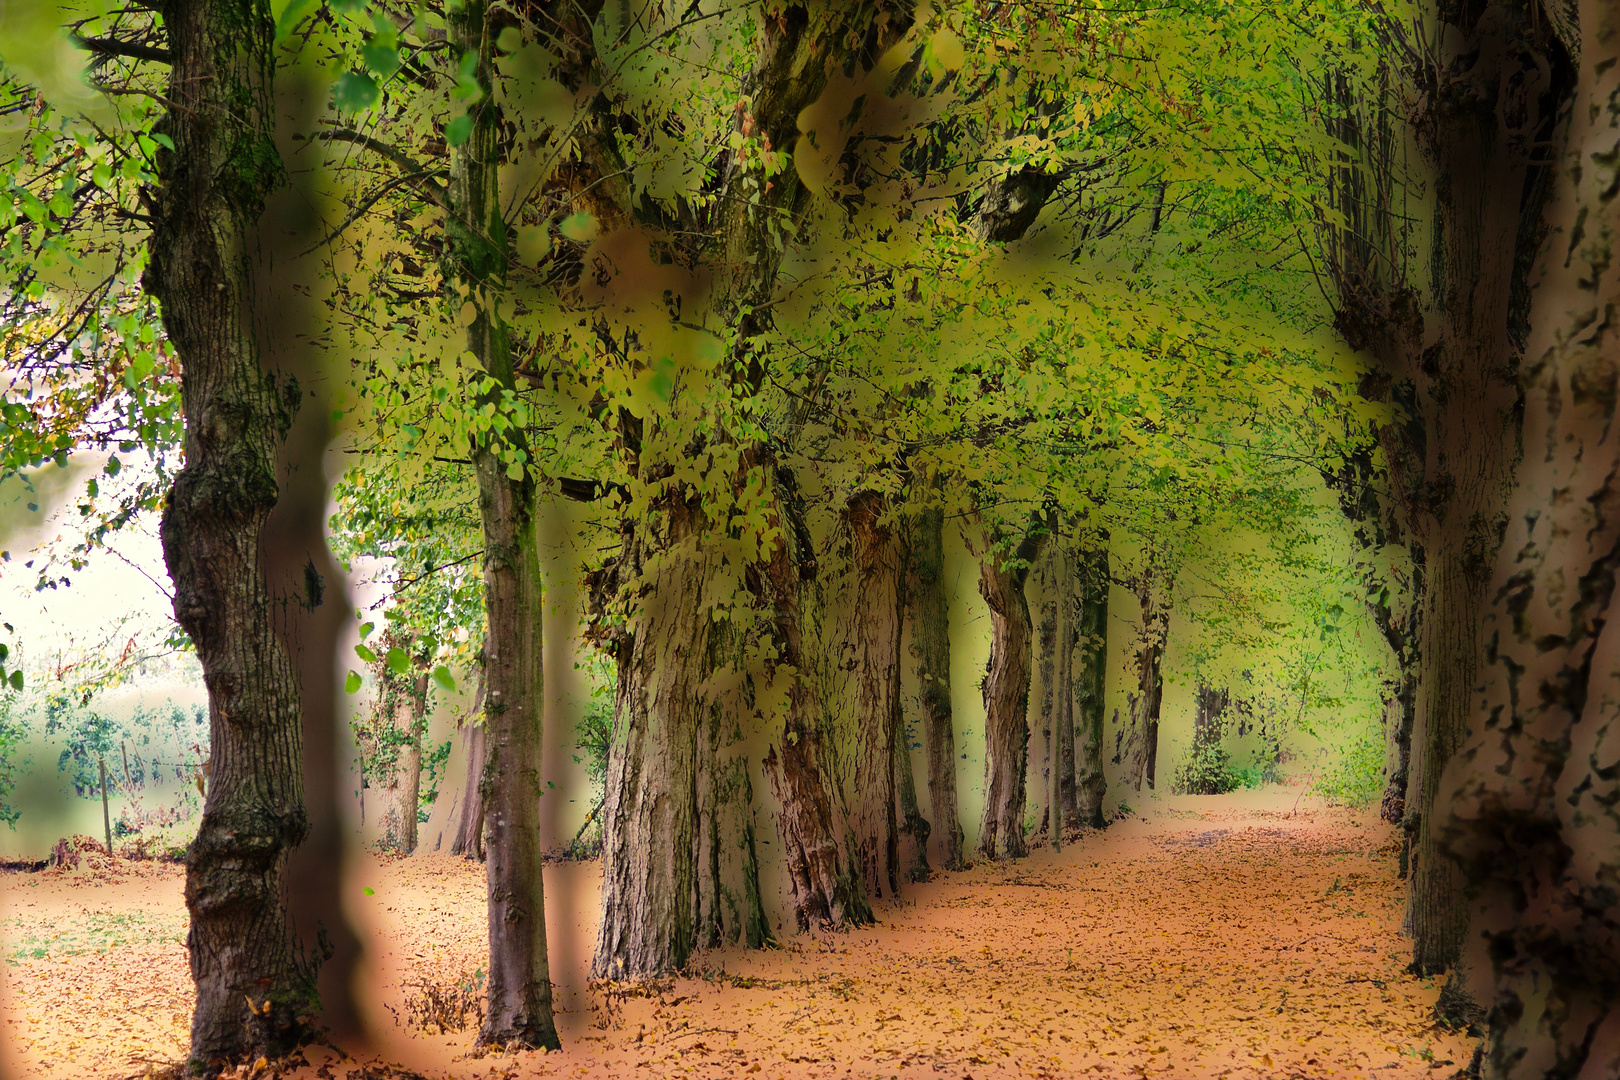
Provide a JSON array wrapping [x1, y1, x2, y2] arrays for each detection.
[[73, 34, 172, 65]]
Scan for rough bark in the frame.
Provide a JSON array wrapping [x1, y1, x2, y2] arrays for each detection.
[[1049, 545, 1071, 849], [1074, 545, 1109, 827], [1117, 564, 1170, 792], [845, 491, 905, 898], [146, 1, 320, 1070], [372, 670, 427, 855], [588, 0, 906, 971], [907, 507, 964, 869], [592, 506, 767, 977], [1395, 0, 1571, 978], [1323, 0, 1574, 979], [1436, 4, 1620, 1072], [894, 701, 931, 883], [761, 466, 873, 932], [977, 538, 1039, 861], [1381, 670, 1416, 827], [445, 0, 557, 1048]]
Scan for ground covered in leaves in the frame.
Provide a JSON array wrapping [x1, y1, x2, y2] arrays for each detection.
[[0, 790, 1476, 1079]]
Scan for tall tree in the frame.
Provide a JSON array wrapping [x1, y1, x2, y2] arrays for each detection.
[[975, 527, 1042, 859], [844, 489, 907, 897], [1438, 0, 1620, 1072], [142, 0, 329, 1068], [1118, 558, 1171, 791], [907, 505, 965, 869], [442, 0, 559, 1048], [1318, 0, 1575, 979]]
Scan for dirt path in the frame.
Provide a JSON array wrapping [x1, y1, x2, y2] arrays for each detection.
[[1, 792, 1476, 1079]]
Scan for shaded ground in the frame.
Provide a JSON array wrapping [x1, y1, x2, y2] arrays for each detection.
[[0, 790, 1476, 1079]]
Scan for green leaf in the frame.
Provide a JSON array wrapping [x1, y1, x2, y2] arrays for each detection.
[[496, 26, 523, 53], [333, 72, 380, 113], [344, 670, 362, 694], [385, 647, 410, 675], [358, 621, 375, 641], [559, 212, 597, 242], [7, 670, 20, 691], [362, 14, 401, 77], [354, 643, 378, 664], [432, 665, 457, 693], [445, 114, 474, 147], [361, 886, 374, 896], [274, 0, 322, 41]]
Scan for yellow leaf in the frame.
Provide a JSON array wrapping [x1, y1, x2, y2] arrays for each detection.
[[930, 29, 964, 71]]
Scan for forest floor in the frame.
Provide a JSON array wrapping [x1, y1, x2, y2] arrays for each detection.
[[0, 787, 1478, 1080]]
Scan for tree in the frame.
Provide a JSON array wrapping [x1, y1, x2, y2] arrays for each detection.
[[439, 0, 560, 1049], [1437, 0, 1620, 1072], [1317, 0, 1576, 982], [906, 505, 965, 868]]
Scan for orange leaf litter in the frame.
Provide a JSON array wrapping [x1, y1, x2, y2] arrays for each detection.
[[1, 792, 1476, 1080]]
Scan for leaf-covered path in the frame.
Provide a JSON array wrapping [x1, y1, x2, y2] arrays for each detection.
[[1, 791, 1476, 1079]]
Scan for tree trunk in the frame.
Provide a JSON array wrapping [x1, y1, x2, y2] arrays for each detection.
[[1435, 6, 1620, 1069], [1049, 545, 1070, 850], [1395, 0, 1570, 978], [1032, 549, 1058, 843], [978, 544, 1037, 860], [581, 1, 904, 972], [1074, 545, 1108, 827], [845, 491, 904, 898], [593, 506, 766, 977], [1118, 564, 1169, 792], [907, 507, 964, 869], [373, 671, 427, 855], [445, 0, 558, 1048], [451, 718, 487, 860], [1180, 681, 1229, 794], [894, 702, 931, 883], [147, 1, 318, 1070], [1380, 669, 1415, 827], [419, 707, 483, 857], [761, 466, 873, 932]]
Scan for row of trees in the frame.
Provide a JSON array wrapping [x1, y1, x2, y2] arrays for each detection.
[[2, 0, 1617, 1077]]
